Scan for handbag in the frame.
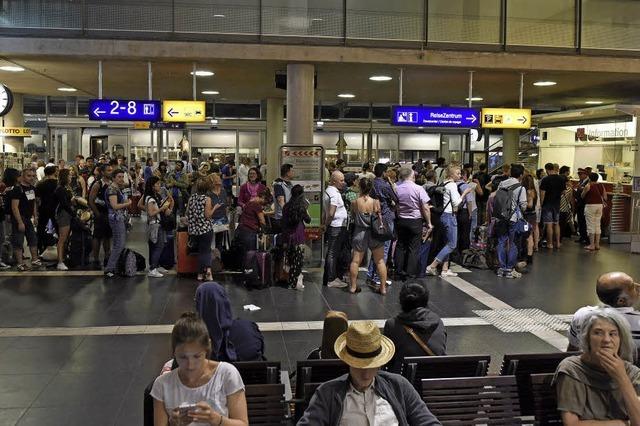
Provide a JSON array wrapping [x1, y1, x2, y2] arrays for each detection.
[[403, 325, 435, 356], [371, 211, 394, 241], [160, 212, 176, 232], [212, 223, 230, 234]]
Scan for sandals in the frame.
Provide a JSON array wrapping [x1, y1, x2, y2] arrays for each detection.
[[348, 286, 362, 294], [16, 264, 30, 272]]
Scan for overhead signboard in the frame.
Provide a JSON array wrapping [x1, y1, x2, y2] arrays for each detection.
[[392, 105, 480, 128], [0, 127, 31, 137], [481, 107, 531, 129], [88, 99, 161, 121], [162, 100, 206, 122]]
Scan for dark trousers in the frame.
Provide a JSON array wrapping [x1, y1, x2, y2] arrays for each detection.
[[576, 202, 589, 243], [36, 209, 56, 253], [395, 218, 423, 277], [323, 226, 347, 284], [196, 231, 213, 273]]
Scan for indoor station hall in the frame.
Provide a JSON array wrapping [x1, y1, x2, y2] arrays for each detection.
[[1, 1, 640, 425]]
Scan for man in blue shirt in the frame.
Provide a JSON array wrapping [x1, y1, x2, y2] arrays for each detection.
[[220, 157, 236, 205]]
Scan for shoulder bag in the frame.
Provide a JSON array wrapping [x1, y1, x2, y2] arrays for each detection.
[[371, 208, 394, 241], [403, 325, 435, 356]]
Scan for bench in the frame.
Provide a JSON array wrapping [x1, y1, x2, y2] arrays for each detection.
[[401, 354, 490, 391], [530, 373, 561, 425], [245, 383, 287, 425]]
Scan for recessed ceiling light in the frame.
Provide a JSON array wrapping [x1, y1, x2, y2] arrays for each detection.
[[369, 75, 392, 82], [213, 14, 225, 18], [465, 97, 483, 101], [585, 100, 603, 105], [533, 81, 557, 87], [201, 90, 220, 95], [0, 66, 24, 72], [338, 93, 355, 98], [57, 87, 77, 92], [311, 18, 323, 22], [190, 70, 214, 77]]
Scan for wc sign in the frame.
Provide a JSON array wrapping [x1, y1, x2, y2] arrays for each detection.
[[396, 111, 418, 123]]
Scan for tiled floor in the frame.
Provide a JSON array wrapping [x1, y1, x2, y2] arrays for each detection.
[[0, 222, 638, 425]]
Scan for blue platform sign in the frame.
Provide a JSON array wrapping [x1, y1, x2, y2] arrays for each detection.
[[88, 99, 161, 121], [392, 106, 480, 128]]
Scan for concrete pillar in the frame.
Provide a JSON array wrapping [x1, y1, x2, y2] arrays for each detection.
[[503, 129, 519, 165], [634, 117, 640, 176], [266, 98, 284, 184], [286, 64, 314, 146], [2, 93, 23, 153]]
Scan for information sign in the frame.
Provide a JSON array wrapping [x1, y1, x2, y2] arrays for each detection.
[[280, 146, 324, 227], [0, 127, 31, 137], [162, 100, 206, 123], [481, 108, 532, 129], [88, 99, 161, 121], [392, 105, 480, 128]]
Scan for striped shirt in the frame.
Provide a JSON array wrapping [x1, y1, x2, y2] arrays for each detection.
[[568, 306, 640, 349]]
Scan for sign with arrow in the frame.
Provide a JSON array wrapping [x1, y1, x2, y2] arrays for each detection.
[[162, 100, 206, 123], [481, 107, 531, 129], [88, 99, 161, 121], [391, 106, 480, 129]]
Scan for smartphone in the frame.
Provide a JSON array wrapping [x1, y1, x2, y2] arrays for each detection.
[[178, 404, 198, 415]]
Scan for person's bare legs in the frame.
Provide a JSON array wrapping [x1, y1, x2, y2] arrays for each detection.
[[533, 222, 540, 251], [349, 250, 364, 293], [14, 248, 23, 266], [442, 260, 450, 273], [527, 234, 534, 257], [554, 223, 561, 248], [372, 247, 386, 295], [594, 233, 601, 250], [545, 224, 553, 249], [57, 226, 70, 264], [29, 246, 38, 263], [102, 238, 111, 264]]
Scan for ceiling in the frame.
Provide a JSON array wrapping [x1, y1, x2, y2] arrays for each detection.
[[0, 56, 639, 111]]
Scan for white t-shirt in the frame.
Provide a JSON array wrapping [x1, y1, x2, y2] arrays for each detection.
[[324, 185, 348, 228], [238, 164, 249, 187], [150, 362, 245, 425], [568, 306, 640, 349], [442, 181, 463, 214]]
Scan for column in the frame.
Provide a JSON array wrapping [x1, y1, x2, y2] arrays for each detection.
[[266, 98, 284, 184], [2, 93, 23, 153], [286, 64, 314, 146], [634, 117, 640, 176], [502, 129, 519, 165]]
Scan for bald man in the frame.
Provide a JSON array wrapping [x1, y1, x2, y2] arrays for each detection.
[[567, 272, 640, 351], [323, 171, 349, 288]]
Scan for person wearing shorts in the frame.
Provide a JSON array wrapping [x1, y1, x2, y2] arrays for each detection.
[[539, 163, 566, 250], [88, 164, 113, 268], [9, 168, 40, 271]]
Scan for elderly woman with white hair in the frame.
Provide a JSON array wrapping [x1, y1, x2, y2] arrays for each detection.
[[555, 307, 640, 425]]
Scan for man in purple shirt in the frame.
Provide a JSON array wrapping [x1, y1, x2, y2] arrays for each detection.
[[395, 167, 433, 279]]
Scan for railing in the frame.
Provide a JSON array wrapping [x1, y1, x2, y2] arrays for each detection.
[[0, 0, 639, 54]]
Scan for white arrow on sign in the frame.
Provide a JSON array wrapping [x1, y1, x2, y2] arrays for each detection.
[[466, 114, 477, 124], [93, 107, 105, 117]]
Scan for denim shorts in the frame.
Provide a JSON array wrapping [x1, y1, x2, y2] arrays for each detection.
[[11, 217, 37, 249], [541, 206, 560, 224]]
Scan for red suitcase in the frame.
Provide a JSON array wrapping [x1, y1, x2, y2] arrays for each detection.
[[177, 231, 199, 275], [243, 236, 273, 289]]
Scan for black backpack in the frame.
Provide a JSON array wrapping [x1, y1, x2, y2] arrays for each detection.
[[427, 184, 449, 215], [492, 183, 521, 222]]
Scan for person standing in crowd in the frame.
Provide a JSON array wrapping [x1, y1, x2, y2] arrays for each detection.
[[35, 160, 46, 181], [57, 159, 65, 170], [360, 162, 375, 181], [323, 171, 349, 288], [560, 175, 576, 238], [54, 169, 76, 271], [143, 158, 154, 181], [68, 166, 86, 198], [237, 157, 250, 187], [575, 168, 591, 245], [395, 167, 433, 280], [582, 172, 607, 251], [154, 161, 169, 187], [433, 157, 447, 184], [88, 164, 113, 268], [426, 165, 472, 278], [236, 187, 272, 251], [10, 168, 40, 271], [180, 153, 193, 174], [144, 176, 171, 278], [237, 167, 266, 209], [539, 162, 566, 250], [349, 177, 388, 295], [273, 163, 294, 233], [35, 165, 58, 255], [87, 165, 100, 189], [0, 169, 17, 269], [259, 161, 267, 185], [473, 163, 490, 225], [298, 320, 441, 426], [207, 173, 229, 249], [367, 163, 398, 288], [165, 160, 190, 216], [103, 169, 131, 278], [494, 164, 528, 279], [335, 158, 345, 173], [522, 174, 538, 267], [384, 282, 447, 373], [220, 157, 236, 206], [281, 184, 310, 291], [187, 177, 215, 282]]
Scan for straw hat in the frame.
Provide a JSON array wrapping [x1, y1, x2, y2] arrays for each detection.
[[334, 320, 395, 369]]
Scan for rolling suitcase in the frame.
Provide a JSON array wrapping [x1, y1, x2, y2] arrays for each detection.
[[159, 234, 175, 269], [243, 235, 272, 289], [177, 231, 199, 275], [128, 194, 141, 217]]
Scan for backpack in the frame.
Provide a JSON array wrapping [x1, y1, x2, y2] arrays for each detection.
[[426, 184, 449, 215], [461, 248, 489, 270], [117, 248, 146, 277], [492, 183, 521, 222]]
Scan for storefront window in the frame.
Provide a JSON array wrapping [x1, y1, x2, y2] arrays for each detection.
[[428, 0, 501, 45], [582, 0, 640, 51], [507, 0, 575, 48]]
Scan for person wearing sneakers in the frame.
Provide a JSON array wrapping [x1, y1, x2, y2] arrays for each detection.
[[53, 169, 76, 271], [144, 176, 171, 278], [298, 320, 441, 425], [9, 168, 40, 271], [323, 171, 349, 289], [103, 169, 131, 278], [426, 164, 473, 279]]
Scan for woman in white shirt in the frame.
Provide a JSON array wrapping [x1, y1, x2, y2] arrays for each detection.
[[151, 312, 248, 426], [426, 165, 472, 278]]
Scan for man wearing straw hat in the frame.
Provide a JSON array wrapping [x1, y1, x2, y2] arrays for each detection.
[[297, 320, 441, 425]]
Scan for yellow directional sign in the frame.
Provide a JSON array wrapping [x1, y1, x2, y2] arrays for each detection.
[[134, 122, 150, 129], [162, 100, 206, 122], [0, 127, 31, 137], [481, 108, 531, 129]]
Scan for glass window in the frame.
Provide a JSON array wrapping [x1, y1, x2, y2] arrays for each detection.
[[507, 0, 575, 48], [87, 0, 172, 32], [0, 0, 82, 29], [428, 0, 501, 44], [262, 0, 343, 39], [175, 0, 259, 35], [582, 0, 640, 51], [347, 0, 424, 42]]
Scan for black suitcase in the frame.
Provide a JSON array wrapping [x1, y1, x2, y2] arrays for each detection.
[[159, 234, 175, 269], [67, 228, 92, 268]]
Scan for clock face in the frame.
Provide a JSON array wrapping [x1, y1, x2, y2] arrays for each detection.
[[0, 85, 13, 117]]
